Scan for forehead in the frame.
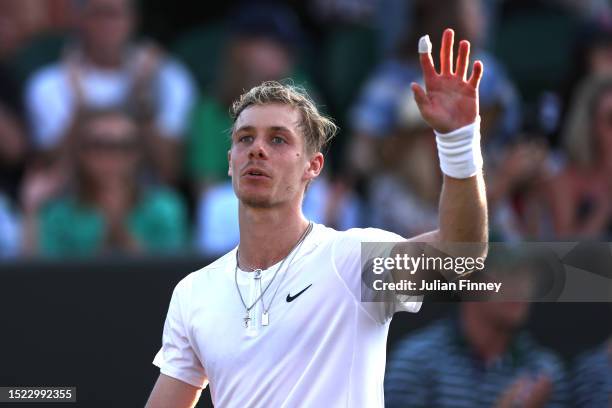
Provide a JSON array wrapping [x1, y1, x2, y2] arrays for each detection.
[[234, 103, 302, 133]]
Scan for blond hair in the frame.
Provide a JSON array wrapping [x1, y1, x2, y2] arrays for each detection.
[[230, 81, 337, 153]]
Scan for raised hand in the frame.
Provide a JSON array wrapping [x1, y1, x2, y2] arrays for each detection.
[[411, 28, 483, 134]]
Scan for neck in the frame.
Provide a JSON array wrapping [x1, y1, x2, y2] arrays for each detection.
[[83, 45, 125, 69], [461, 308, 512, 363], [237, 203, 310, 270]]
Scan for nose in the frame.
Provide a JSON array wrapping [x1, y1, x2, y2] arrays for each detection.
[[248, 139, 268, 159]]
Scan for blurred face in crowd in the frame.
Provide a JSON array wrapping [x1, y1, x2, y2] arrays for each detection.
[[228, 103, 322, 209], [593, 88, 612, 158], [460, 0, 485, 48], [79, 113, 140, 183], [589, 43, 612, 76], [228, 37, 292, 91], [481, 301, 530, 332], [79, 0, 134, 57]]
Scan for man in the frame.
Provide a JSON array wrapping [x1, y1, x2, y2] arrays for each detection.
[[572, 335, 612, 407], [146, 29, 487, 407], [25, 0, 195, 183], [385, 302, 569, 407]]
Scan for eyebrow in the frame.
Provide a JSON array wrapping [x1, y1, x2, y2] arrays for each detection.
[[234, 125, 294, 134]]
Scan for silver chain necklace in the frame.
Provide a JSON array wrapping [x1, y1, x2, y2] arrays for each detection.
[[235, 222, 313, 328]]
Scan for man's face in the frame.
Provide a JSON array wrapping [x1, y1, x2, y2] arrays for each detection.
[[228, 103, 323, 208], [479, 301, 530, 332], [80, 0, 134, 54]]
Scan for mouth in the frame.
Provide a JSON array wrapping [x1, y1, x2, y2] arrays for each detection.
[[242, 167, 271, 179]]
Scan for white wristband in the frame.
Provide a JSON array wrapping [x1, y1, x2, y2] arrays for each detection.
[[434, 117, 483, 179]]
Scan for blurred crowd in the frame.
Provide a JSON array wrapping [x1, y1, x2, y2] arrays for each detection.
[[1, 0, 611, 405], [3, 0, 612, 259], [0, 0, 609, 257]]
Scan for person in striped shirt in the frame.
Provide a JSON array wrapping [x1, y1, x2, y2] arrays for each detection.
[[385, 302, 569, 408], [572, 336, 612, 408]]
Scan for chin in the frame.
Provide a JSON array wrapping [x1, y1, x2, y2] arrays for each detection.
[[237, 191, 275, 209]]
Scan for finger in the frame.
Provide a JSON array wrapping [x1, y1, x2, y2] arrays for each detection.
[[418, 35, 437, 86], [440, 28, 454, 75], [468, 60, 484, 89], [455, 40, 470, 81], [411, 82, 431, 112]]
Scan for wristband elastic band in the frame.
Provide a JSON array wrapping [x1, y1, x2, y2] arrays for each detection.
[[434, 117, 483, 179]]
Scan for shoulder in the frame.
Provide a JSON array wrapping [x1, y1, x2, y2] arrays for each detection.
[[26, 63, 65, 94], [574, 344, 609, 375], [140, 188, 186, 212], [178, 249, 236, 291], [335, 226, 405, 243], [40, 196, 79, 219], [307, 224, 403, 249], [518, 333, 567, 374], [391, 319, 451, 361], [158, 57, 194, 84]]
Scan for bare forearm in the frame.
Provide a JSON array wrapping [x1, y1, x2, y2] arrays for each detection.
[[145, 374, 201, 408], [438, 173, 488, 242]]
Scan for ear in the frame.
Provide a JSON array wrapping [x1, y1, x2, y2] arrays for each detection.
[[304, 152, 324, 182], [227, 150, 232, 176]]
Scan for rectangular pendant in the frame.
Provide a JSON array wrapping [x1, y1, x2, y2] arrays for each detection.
[[262, 312, 269, 326]]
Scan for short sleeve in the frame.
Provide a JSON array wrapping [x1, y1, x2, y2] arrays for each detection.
[[332, 228, 422, 325], [25, 65, 73, 149], [155, 59, 197, 138], [153, 277, 208, 389]]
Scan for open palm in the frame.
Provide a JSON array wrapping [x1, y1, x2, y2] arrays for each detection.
[[412, 28, 483, 134]]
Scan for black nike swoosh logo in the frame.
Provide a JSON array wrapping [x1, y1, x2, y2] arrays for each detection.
[[286, 284, 312, 302]]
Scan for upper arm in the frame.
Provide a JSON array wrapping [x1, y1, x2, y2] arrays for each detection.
[[145, 373, 202, 408], [156, 60, 197, 137], [25, 69, 71, 149], [154, 277, 208, 389]]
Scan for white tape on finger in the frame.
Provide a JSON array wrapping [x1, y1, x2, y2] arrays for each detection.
[[418, 35, 432, 54], [435, 117, 483, 179]]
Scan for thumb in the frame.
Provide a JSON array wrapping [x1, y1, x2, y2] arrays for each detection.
[[411, 82, 430, 113]]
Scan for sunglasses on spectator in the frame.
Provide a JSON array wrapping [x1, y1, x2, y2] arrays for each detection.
[[81, 136, 139, 152]]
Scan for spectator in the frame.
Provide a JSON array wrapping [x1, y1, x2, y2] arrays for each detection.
[[0, 0, 30, 207], [549, 76, 612, 239], [385, 302, 569, 407], [21, 110, 188, 257], [557, 21, 612, 143], [25, 0, 196, 184], [572, 336, 612, 407], [486, 136, 556, 241], [187, 3, 308, 191], [367, 93, 440, 237]]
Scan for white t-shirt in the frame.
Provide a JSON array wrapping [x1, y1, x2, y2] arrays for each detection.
[[25, 58, 196, 149], [153, 223, 421, 407]]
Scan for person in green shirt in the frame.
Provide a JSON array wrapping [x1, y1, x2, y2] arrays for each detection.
[[25, 109, 188, 257]]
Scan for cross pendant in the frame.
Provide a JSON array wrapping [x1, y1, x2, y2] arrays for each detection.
[[243, 312, 251, 328]]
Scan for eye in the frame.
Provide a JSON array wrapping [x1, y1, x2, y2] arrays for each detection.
[[238, 135, 254, 143], [271, 136, 286, 144]]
